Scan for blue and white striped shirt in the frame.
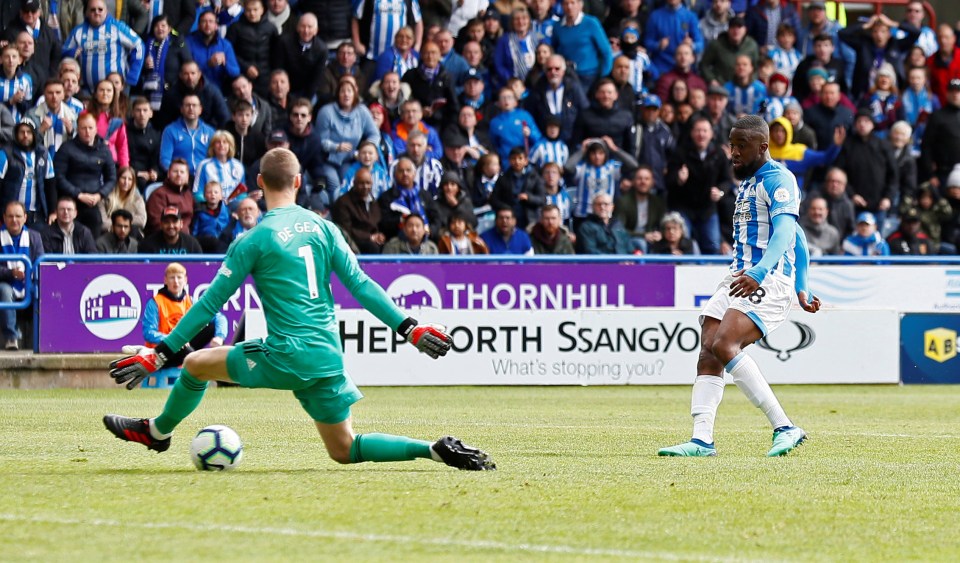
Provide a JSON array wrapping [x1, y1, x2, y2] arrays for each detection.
[[193, 157, 246, 204], [62, 16, 145, 90], [529, 139, 569, 168], [570, 161, 623, 218], [545, 187, 572, 223], [731, 160, 800, 279], [0, 149, 54, 213], [725, 80, 767, 116], [339, 162, 391, 199], [0, 72, 32, 123], [767, 46, 802, 79], [354, 0, 423, 60], [390, 155, 444, 197]]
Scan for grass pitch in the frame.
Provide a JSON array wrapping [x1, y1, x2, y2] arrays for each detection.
[[1, 385, 958, 562]]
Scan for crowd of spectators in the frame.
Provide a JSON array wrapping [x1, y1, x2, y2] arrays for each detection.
[[0, 0, 955, 278]]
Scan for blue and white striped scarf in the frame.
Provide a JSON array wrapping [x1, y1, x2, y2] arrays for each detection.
[[1, 225, 29, 298]]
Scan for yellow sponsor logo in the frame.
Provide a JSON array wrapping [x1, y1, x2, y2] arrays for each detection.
[[924, 328, 958, 363]]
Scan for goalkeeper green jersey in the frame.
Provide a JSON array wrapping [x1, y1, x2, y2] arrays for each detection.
[[165, 204, 408, 379]]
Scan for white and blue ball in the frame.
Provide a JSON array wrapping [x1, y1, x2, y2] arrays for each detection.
[[190, 425, 244, 471]]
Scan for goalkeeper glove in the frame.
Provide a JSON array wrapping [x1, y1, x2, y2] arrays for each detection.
[[109, 341, 175, 390], [398, 318, 452, 359]]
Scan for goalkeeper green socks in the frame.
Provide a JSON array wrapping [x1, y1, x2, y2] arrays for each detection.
[[349, 433, 433, 463], [153, 370, 209, 436]]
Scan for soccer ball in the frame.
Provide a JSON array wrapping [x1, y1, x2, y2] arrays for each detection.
[[190, 425, 244, 471]]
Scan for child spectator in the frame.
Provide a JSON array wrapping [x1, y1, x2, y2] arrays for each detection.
[[437, 212, 488, 255], [767, 23, 801, 80], [842, 211, 890, 256], [541, 162, 572, 229], [763, 73, 799, 121], [529, 116, 569, 169], [862, 62, 899, 136], [0, 44, 31, 122], [340, 141, 390, 199], [192, 181, 231, 253], [491, 146, 545, 230], [563, 138, 637, 221]]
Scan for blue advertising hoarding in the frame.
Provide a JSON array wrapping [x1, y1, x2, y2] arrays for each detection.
[[900, 314, 960, 384]]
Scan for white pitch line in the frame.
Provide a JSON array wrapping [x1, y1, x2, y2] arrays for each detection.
[[0, 513, 774, 562]]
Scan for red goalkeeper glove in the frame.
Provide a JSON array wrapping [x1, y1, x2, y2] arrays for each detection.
[[108, 341, 174, 390], [398, 318, 452, 359]]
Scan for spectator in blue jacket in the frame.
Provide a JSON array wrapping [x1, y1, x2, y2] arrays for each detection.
[[745, 0, 801, 50], [186, 9, 241, 92], [644, 0, 704, 76], [636, 94, 674, 195], [159, 94, 216, 174], [489, 86, 541, 162], [192, 181, 230, 253], [481, 206, 534, 255], [551, 0, 612, 86]]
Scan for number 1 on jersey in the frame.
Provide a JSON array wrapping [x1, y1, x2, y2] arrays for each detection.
[[298, 245, 319, 299]]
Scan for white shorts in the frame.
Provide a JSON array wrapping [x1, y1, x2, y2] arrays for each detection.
[[699, 273, 795, 336]]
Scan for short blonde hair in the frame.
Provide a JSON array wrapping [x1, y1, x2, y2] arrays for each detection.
[[165, 262, 187, 276], [208, 130, 237, 159], [259, 148, 300, 191]]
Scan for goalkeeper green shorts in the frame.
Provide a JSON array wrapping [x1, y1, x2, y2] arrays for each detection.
[[226, 339, 363, 424]]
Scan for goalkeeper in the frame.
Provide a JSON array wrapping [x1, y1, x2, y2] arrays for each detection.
[[104, 148, 495, 471]]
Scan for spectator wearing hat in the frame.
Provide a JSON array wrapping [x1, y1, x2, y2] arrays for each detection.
[[762, 72, 799, 121], [842, 211, 890, 256], [838, 12, 918, 100], [783, 100, 816, 148], [434, 173, 477, 235], [457, 73, 494, 132], [700, 0, 734, 43], [644, 0, 703, 76], [616, 20, 656, 101], [3, 0, 60, 90], [836, 108, 898, 226], [551, 0, 612, 86], [524, 54, 589, 145], [926, 24, 960, 107], [861, 62, 900, 134], [145, 159, 194, 234], [899, 182, 953, 254], [654, 43, 707, 102], [745, 0, 800, 51], [704, 85, 736, 146], [0, 121, 56, 228], [804, 81, 854, 151], [53, 112, 116, 236], [439, 127, 476, 191], [139, 205, 203, 254], [529, 114, 569, 169], [793, 33, 848, 102], [920, 79, 960, 187], [331, 167, 385, 254], [700, 16, 758, 87], [886, 207, 930, 255], [637, 93, 674, 195]]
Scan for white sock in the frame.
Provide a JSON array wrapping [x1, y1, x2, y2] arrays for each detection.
[[726, 352, 791, 429], [691, 375, 725, 444], [148, 418, 173, 440]]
